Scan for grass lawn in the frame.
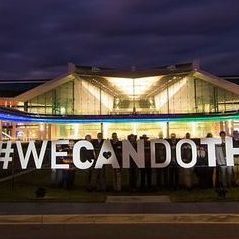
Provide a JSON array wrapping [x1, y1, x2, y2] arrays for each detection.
[[1, 169, 239, 203], [0, 170, 106, 202]]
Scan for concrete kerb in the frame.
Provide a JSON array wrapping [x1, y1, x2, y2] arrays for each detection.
[[1, 214, 239, 224]]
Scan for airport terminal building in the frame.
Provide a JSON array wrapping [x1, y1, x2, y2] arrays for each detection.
[[0, 62, 239, 141]]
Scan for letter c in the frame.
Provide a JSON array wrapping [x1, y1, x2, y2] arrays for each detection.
[[73, 140, 94, 169]]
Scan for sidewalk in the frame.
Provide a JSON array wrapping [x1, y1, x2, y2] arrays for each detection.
[[1, 202, 239, 224]]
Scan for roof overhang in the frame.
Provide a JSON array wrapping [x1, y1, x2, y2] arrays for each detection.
[[193, 70, 239, 96], [15, 73, 74, 102], [10, 64, 239, 103]]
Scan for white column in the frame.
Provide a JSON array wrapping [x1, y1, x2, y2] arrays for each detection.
[[12, 122, 16, 140]]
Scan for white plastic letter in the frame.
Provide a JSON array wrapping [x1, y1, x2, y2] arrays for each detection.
[[16, 140, 48, 169], [200, 138, 221, 167], [176, 139, 197, 168], [122, 139, 145, 168], [51, 140, 69, 169], [95, 140, 119, 169], [225, 136, 238, 166], [73, 140, 95, 169], [150, 139, 171, 168]]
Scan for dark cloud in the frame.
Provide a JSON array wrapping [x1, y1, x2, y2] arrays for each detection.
[[0, 0, 239, 80]]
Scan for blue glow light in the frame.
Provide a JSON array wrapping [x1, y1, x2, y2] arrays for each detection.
[[0, 110, 239, 124]]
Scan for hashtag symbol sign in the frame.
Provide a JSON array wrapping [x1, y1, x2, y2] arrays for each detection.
[[0, 142, 14, 169]]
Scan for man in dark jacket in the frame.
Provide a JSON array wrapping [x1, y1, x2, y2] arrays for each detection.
[[111, 132, 122, 192], [140, 134, 152, 191], [91, 132, 106, 191]]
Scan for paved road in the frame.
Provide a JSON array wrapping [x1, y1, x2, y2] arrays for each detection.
[[0, 224, 239, 239], [1, 202, 239, 215]]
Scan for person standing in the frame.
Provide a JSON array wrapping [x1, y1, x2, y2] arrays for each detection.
[[168, 133, 179, 190], [51, 144, 64, 187], [140, 134, 152, 191], [111, 132, 122, 192], [62, 140, 75, 189], [91, 132, 106, 191], [232, 130, 239, 186], [180, 132, 194, 190], [195, 133, 214, 189], [215, 131, 232, 197], [83, 134, 96, 191], [155, 134, 167, 189], [128, 134, 138, 192]]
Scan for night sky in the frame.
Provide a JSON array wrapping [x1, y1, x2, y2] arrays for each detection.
[[0, 0, 239, 80]]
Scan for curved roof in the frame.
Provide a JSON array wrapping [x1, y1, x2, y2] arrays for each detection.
[[1, 62, 239, 101]]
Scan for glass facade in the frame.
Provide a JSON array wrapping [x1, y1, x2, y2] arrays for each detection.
[[28, 81, 74, 115], [0, 71, 237, 141], [154, 77, 239, 114], [2, 120, 230, 141], [22, 75, 239, 116]]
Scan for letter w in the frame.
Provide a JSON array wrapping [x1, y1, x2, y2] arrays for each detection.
[[16, 141, 48, 169]]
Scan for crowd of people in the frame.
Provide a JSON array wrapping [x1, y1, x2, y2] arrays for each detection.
[[51, 130, 239, 198]]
